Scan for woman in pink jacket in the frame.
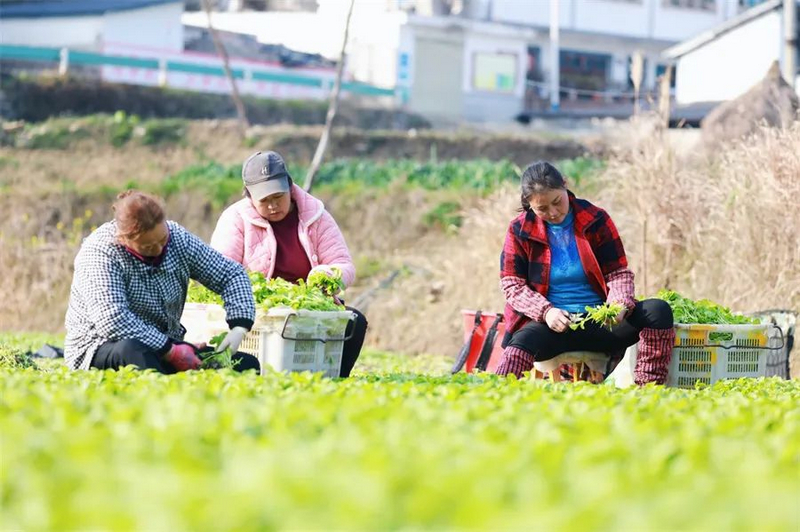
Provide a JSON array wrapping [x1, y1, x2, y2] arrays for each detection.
[[210, 150, 367, 377]]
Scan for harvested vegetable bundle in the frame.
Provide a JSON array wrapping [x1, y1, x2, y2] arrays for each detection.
[[307, 266, 344, 296], [249, 272, 344, 312], [198, 333, 240, 370], [569, 302, 624, 330], [654, 290, 757, 324], [187, 272, 344, 311]]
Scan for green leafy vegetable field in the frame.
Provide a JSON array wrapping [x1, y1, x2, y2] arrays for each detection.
[[1, 360, 798, 531]]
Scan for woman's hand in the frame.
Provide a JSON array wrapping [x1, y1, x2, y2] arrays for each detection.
[[216, 326, 248, 354], [612, 304, 631, 326], [307, 265, 343, 296], [309, 265, 337, 279], [164, 343, 202, 371], [545, 307, 572, 333]]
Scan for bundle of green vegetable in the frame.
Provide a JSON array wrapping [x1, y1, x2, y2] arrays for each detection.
[[197, 333, 240, 370], [569, 302, 624, 330], [186, 272, 344, 312], [307, 266, 344, 296], [654, 289, 757, 324]]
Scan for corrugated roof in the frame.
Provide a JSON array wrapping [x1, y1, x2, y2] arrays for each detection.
[[663, 0, 784, 59], [0, 0, 182, 19]]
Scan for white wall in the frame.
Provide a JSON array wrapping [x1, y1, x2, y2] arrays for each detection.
[[396, 24, 415, 101], [488, 0, 572, 30], [347, 12, 406, 88], [459, 31, 526, 121], [182, 12, 339, 58], [0, 3, 183, 51], [0, 16, 103, 49], [183, 6, 402, 66], [409, 25, 465, 118], [674, 10, 781, 103], [462, 33, 527, 97], [103, 3, 184, 52], [652, 1, 724, 41], [572, 0, 650, 38], [185, 9, 409, 89], [483, 0, 741, 42]]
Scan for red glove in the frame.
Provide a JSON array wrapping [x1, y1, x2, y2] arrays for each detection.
[[164, 343, 201, 372]]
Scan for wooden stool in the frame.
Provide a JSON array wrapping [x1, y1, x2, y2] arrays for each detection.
[[532, 351, 608, 383]]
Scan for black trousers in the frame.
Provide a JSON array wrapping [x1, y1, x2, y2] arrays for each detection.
[[506, 299, 673, 362], [92, 339, 260, 374], [341, 306, 368, 378]]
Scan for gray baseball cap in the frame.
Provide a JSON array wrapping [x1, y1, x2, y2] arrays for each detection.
[[242, 151, 291, 200]]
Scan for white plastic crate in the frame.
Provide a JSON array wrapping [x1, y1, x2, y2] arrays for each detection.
[[764, 324, 789, 379], [240, 308, 354, 377], [181, 303, 229, 345], [181, 304, 354, 377], [759, 312, 794, 379], [666, 323, 770, 388]]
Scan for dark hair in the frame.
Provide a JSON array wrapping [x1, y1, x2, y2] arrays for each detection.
[[520, 161, 566, 211], [113, 190, 165, 239], [243, 176, 294, 198]]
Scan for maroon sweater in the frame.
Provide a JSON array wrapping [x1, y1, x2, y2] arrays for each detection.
[[271, 204, 312, 282]]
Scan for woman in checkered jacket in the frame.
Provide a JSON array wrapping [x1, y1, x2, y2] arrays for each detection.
[[496, 161, 675, 385], [64, 191, 259, 374]]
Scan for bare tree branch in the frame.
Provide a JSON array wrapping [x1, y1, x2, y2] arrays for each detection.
[[202, 0, 250, 136], [303, 0, 355, 192]]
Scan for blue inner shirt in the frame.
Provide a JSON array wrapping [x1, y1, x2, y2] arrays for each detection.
[[545, 209, 603, 314]]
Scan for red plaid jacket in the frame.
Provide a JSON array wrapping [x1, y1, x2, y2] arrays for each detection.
[[500, 192, 635, 346]]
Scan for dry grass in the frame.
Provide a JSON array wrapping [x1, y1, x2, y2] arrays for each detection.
[[595, 119, 800, 312], [0, 209, 88, 331], [356, 186, 515, 356], [0, 189, 240, 331], [0, 121, 251, 192]]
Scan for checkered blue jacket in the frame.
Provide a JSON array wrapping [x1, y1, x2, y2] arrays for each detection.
[[64, 220, 255, 370]]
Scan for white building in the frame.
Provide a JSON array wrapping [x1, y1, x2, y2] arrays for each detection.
[[184, 0, 775, 121], [663, 0, 799, 104], [0, 0, 184, 52], [0, 0, 342, 102], [474, 0, 756, 93]]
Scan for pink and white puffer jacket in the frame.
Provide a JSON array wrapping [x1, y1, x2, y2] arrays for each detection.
[[210, 184, 356, 287]]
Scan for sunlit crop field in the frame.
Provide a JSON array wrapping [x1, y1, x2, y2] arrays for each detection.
[[1, 357, 798, 531]]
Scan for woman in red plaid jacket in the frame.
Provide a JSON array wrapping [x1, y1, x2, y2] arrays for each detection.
[[496, 161, 675, 385]]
